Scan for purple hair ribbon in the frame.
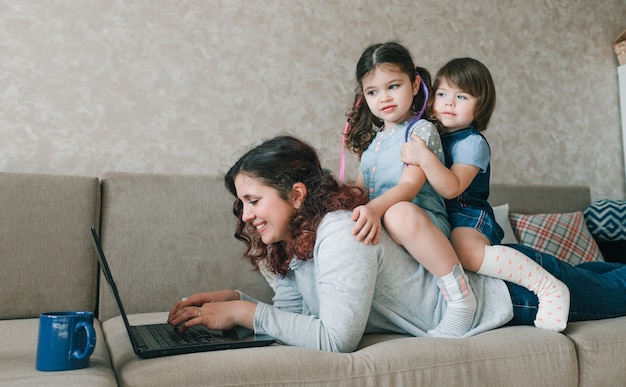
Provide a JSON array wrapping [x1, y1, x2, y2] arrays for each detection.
[[405, 73, 429, 142]]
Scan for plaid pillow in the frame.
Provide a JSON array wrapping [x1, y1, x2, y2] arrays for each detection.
[[509, 211, 604, 265]]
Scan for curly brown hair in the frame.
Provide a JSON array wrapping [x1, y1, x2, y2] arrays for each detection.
[[225, 135, 369, 276], [344, 42, 431, 157]]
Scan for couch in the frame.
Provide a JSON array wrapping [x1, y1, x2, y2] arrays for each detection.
[[1, 171, 625, 386]]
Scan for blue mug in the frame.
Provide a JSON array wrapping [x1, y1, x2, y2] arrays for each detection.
[[36, 311, 96, 372]]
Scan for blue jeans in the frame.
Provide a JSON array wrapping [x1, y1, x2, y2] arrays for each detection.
[[504, 245, 626, 326], [448, 207, 504, 245]]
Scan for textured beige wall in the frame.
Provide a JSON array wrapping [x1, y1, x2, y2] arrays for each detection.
[[1, 0, 625, 200]]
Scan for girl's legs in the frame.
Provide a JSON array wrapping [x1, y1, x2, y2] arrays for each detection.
[[452, 228, 570, 332], [505, 245, 626, 325], [384, 202, 476, 338]]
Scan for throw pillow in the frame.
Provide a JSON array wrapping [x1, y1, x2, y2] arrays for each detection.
[[509, 211, 604, 265], [583, 199, 626, 241], [492, 204, 519, 244]]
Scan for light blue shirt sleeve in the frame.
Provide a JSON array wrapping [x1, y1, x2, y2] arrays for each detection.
[[450, 134, 490, 172]]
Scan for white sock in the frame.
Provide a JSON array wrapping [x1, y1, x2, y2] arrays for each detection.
[[428, 264, 477, 338], [478, 245, 570, 332]]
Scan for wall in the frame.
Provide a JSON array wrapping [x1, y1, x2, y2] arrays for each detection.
[[1, 0, 625, 200]]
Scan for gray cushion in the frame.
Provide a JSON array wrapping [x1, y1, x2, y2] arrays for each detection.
[[0, 318, 116, 386], [103, 312, 578, 387], [489, 183, 590, 214], [564, 317, 626, 387], [98, 172, 274, 320], [0, 172, 100, 319]]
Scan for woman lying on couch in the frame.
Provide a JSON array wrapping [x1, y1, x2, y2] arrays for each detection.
[[168, 135, 626, 353]]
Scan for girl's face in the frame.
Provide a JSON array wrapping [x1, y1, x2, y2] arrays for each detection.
[[361, 65, 419, 129], [234, 173, 297, 245], [432, 78, 478, 133]]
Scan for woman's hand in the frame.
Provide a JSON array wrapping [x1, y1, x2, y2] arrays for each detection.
[[167, 290, 255, 332], [169, 290, 239, 318], [351, 204, 381, 245]]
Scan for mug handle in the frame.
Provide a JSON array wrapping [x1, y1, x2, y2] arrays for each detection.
[[71, 321, 96, 360]]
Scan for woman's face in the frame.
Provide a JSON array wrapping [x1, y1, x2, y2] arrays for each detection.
[[234, 173, 296, 245]]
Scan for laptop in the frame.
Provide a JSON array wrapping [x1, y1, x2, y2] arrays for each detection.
[[90, 226, 275, 359]]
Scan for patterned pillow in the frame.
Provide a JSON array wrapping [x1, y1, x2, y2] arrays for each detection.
[[509, 211, 604, 265], [584, 199, 626, 242]]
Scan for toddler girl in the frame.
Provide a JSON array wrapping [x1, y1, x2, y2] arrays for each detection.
[[401, 57, 569, 331]]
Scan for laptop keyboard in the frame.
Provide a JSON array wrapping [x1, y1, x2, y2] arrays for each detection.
[[148, 324, 224, 347]]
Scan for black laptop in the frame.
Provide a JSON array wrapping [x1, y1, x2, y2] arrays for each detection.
[[90, 226, 275, 359]]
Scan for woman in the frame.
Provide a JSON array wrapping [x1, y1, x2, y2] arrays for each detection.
[[168, 135, 626, 353]]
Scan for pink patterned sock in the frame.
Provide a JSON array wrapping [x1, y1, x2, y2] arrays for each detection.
[[478, 245, 570, 332]]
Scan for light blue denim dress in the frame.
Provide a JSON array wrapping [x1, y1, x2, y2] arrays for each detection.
[[359, 117, 450, 237]]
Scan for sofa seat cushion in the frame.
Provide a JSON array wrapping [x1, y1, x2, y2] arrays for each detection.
[[103, 312, 577, 387], [563, 316, 626, 387], [0, 318, 117, 386]]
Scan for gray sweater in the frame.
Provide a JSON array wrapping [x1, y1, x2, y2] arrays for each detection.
[[243, 211, 513, 352]]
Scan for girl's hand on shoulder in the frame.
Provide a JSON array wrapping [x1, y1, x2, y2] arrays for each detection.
[[351, 205, 381, 245], [401, 134, 429, 165]]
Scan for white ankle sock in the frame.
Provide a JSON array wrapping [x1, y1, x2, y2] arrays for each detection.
[[478, 245, 570, 332], [429, 264, 477, 337]]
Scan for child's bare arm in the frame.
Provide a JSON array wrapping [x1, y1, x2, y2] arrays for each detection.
[[402, 135, 478, 199]]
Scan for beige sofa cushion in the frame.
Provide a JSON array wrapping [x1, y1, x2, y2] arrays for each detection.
[[564, 317, 626, 387], [489, 183, 591, 214], [0, 172, 101, 319], [98, 172, 274, 321], [103, 312, 578, 387], [0, 318, 116, 386]]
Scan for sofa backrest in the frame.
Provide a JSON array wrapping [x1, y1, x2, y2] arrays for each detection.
[[0, 172, 101, 319], [490, 183, 590, 214], [0, 170, 591, 322], [98, 172, 274, 321]]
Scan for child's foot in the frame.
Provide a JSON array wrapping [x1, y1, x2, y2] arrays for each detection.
[[429, 264, 477, 337], [480, 246, 570, 332], [531, 273, 570, 332]]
